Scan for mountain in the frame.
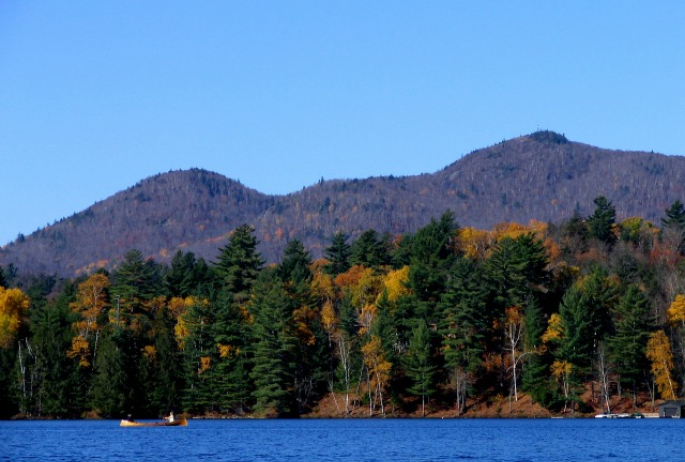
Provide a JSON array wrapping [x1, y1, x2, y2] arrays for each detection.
[[2, 131, 684, 277]]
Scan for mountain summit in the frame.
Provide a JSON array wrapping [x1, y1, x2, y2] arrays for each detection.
[[2, 131, 683, 277]]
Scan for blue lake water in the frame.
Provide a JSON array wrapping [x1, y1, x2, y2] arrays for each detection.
[[1, 418, 682, 462]]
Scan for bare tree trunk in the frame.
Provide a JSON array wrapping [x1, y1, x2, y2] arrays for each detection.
[[329, 382, 340, 414], [337, 334, 352, 416], [596, 343, 611, 414], [504, 308, 525, 402], [375, 378, 385, 417], [453, 368, 467, 417], [366, 367, 373, 416], [561, 372, 570, 414]]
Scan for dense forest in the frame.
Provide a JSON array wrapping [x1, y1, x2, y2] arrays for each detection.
[[3, 196, 685, 419]]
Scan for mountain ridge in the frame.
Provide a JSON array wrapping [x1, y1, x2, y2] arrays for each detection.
[[2, 131, 684, 277]]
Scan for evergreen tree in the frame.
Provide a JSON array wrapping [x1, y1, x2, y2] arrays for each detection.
[[390, 234, 413, 269], [556, 285, 594, 370], [210, 289, 252, 414], [248, 270, 296, 416], [91, 328, 137, 417], [350, 229, 389, 268], [662, 200, 685, 229], [579, 266, 619, 348], [164, 250, 198, 298], [587, 196, 617, 245], [325, 232, 352, 276], [214, 224, 264, 304], [279, 239, 329, 412], [439, 259, 489, 415], [148, 305, 183, 414], [608, 285, 652, 401], [483, 233, 549, 311], [661, 200, 685, 254], [110, 249, 160, 324], [278, 239, 312, 286], [176, 296, 219, 414], [30, 291, 77, 416], [521, 298, 553, 406], [0, 346, 18, 418], [405, 318, 435, 417], [408, 211, 459, 312], [403, 212, 461, 346]]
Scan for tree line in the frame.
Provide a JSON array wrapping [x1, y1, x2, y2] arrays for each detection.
[[3, 197, 685, 418]]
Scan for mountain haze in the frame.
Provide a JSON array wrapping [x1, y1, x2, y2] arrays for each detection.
[[3, 131, 684, 277]]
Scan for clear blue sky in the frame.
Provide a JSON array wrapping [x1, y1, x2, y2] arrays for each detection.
[[1, 1, 684, 245]]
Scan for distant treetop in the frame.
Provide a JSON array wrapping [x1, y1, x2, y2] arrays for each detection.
[[529, 130, 568, 145]]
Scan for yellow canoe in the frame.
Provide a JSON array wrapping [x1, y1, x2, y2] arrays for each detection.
[[120, 417, 187, 427]]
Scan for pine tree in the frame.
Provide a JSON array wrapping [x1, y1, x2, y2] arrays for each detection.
[[439, 259, 488, 415], [405, 319, 435, 417], [662, 200, 685, 229], [178, 298, 216, 414], [110, 249, 160, 326], [557, 285, 594, 370], [608, 285, 652, 403], [483, 233, 549, 311], [164, 250, 198, 298], [350, 229, 388, 268], [91, 328, 137, 417], [210, 289, 252, 414], [214, 224, 264, 304], [30, 293, 76, 416], [325, 232, 352, 276], [408, 211, 460, 325], [249, 270, 296, 416], [148, 305, 183, 414], [661, 200, 685, 254], [521, 298, 553, 406], [587, 196, 617, 245]]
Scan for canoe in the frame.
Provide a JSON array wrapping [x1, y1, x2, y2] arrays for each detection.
[[120, 417, 187, 427]]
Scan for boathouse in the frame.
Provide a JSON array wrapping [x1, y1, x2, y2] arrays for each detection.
[[658, 401, 685, 418]]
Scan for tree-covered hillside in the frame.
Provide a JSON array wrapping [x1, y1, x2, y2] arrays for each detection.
[[2, 198, 685, 418], [3, 131, 685, 278]]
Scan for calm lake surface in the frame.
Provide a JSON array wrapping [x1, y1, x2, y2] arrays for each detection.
[[1, 418, 682, 462]]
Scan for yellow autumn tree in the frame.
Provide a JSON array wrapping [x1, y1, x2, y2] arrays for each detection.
[[321, 300, 338, 338], [667, 295, 685, 371], [320, 298, 355, 416], [310, 271, 336, 304], [70, 273, 110, 338], [667, 294, 685, 324], [541, 313, 564, 345], [551, 360, 573, 413], [66, 335, 92, 367], [646, 330, 678, 400], [173, 297, 209, 350], [492, 222, 532, 241], [361, 335, 391, 416], [292, 305, 318, 347], [358, 303, 377, 336], [457, 227, 492, 260], [0, 286, 30, 349], [382, 266, 410, 302]]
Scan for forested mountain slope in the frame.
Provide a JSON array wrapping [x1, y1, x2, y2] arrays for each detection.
[[2, 131, 684, 277]]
